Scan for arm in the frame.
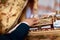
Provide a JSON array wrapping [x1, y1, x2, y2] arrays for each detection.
[[9, 23, 29, 40], [0, 18, 39, 40], [0, 23, 29, 40]]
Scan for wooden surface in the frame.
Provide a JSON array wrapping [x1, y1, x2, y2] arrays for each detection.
[[29, 29, 60, 36], [26, 29, 60, 40]]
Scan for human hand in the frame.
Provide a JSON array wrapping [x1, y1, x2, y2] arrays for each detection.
[[22, 18, 39, 27]]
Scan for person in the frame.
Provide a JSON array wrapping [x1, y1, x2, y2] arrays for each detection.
[[0, 18, 39, 40], [0, 0, 39, 40]]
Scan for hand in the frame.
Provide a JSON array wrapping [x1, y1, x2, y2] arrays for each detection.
[[22, 18, 39, 27]]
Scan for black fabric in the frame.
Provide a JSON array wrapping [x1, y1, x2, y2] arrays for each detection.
[[0, 23, 29, 40]]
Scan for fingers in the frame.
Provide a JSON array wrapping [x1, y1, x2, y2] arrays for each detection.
[[33, 18, 40, 25], [22, 18, 40, 27], [33, 24, 40, 27], [32, 18, 39, 22], [33, 20, 39, 24], [31, 18, 40, 27]]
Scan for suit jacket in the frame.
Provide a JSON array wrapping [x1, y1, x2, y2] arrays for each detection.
[[0, 23, 29, 40]]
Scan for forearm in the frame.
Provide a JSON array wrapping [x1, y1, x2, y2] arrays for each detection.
[[0, 23, 29, 40], [8, 23, 29, 40]]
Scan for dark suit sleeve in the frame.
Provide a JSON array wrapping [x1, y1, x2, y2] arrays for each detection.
[[0, 23, 29, 40]]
